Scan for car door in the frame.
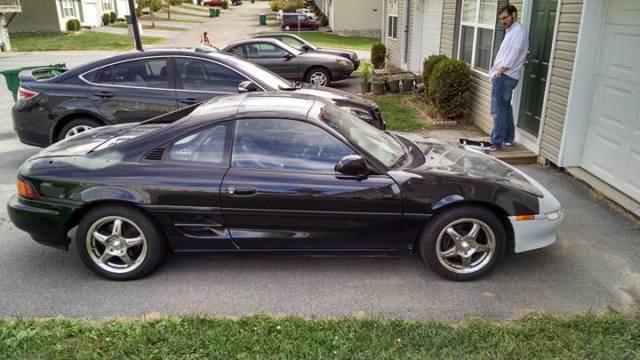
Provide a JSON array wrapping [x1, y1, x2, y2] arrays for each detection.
[[87, 57, 178, 124], [244, 42, 300, 80], [145, 121, 235, 251], [220, 118, 403, 250], [174, 57, 255, 106]]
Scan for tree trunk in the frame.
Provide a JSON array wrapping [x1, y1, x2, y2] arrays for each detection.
[[151, 7, 155, 27], [167, 5, 171, 20]]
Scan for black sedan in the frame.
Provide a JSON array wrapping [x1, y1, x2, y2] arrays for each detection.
[[8, 93, 563, 281], [12, 48, 381, 148], [221, 38, 353, 86], [253, 33, 360, 70]]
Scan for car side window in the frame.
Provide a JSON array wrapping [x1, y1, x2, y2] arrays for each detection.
[[231, 119, 354, 173], [229, 46, 246, 57], [247, 43, 288, 59], [280, 37, 304, 49], [95, 66, 113, 84], [177, 58, 247, 93], [108, 59, 170, 89], [168, 124, 228, 165]]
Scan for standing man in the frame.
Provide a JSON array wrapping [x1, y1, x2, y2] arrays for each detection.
[[489, 5, 528, 151]]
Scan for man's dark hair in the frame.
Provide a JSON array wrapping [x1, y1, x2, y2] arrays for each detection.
[[499, 4, 517, 16]]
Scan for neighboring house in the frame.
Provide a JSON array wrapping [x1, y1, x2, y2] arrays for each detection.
[[8, 0, 129, 34], [384, 0, 640, 210], [314, 0, 383, 37]]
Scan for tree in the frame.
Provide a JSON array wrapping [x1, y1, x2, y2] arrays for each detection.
[[165, 0, 184, 20], [136, 0, 163, 27]]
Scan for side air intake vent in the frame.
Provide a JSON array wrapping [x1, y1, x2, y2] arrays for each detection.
[[145, 148, 165, 161]]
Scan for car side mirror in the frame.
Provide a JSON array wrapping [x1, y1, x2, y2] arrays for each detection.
[[301, 44, 311, 51], [238, 80, 259, 93], [335, 155, 369, 179], [284, 52, 295, 59]]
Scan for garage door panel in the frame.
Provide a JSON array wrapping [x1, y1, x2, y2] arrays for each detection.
[[606, 0, 640, 26], [598, 26, 640, 84], [582, 125, 623, 183], [590, 76, 640, 136], [622, 148, 640, 201]]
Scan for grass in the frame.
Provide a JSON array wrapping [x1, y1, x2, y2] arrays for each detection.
[[158, 7, 210, 17], [0, 313, 638, 359], [295, 32, 378, 51], [11, 32, 165, 51], [371, 94, 429, 132], [139, 15, 204, 23], [110, 22, 185, 31]]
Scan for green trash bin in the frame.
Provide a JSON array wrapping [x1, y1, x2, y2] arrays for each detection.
[[259, 13, 267, 25], [209, 8, 216, 17], [215, 8, 220, 17], [124, 15, 132, 24], [0, 64, 66, 102]]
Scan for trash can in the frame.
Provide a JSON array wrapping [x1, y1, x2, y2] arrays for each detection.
[[0, 64, 66, 102], [124, 15, 132, 24], [209, 8, 216, 17], [215, 8, 221, 17], [259, 13, 267, 25]]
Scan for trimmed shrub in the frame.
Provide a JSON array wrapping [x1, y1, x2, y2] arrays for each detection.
[[223, 0, 229, 9], [428, 59, 472, 119], [371, 43, 386, 69], [66, 19, 81, 32], [110, 11, 117, 23], [422, 54, 448, 95], [102, 13, 111, 26], [319, 14, 328, 26]]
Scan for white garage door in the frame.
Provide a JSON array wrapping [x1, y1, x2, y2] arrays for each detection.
[[83, 2, 100, 27], [116, 0, 130, 17], [580, 0, 640, 202]]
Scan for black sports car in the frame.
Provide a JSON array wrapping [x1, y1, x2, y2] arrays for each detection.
[[12, 48, 382, 148], [8, 93, 563, 281]]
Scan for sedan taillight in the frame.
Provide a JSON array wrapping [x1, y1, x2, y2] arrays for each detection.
[[17, 179, 39, 200], [18, 87, 39, 101]]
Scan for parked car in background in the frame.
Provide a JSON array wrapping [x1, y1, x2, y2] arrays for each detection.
[[203, 0, 225, 6], [296, 8, 316, 20], [12, 47, 380, 147], [254, 33, 360, 70], [281, 13, 319, 31], [231, 0, 242, 5], [8, 92, 563, 281], [222, 38, 353, 87]]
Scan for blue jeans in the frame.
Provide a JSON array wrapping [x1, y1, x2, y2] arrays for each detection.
[[490, 75, 519, 148]]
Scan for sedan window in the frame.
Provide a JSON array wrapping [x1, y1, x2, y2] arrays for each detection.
[[105, 59, 170, 89], [168, 124, 228, 165], [177, 58, 247, 92], [247, 43, 289, 59], [280, 36, 304, 49], [232, 119, 353, 173]]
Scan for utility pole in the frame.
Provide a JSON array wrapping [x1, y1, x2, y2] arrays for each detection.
[[128, 0, 143, 51]]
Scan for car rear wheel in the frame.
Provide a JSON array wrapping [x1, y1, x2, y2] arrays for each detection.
[[419, 206, 505, 281], [75, 205, 166, 280], [59, 118, 102, 142], [306, 67, 331, 87]]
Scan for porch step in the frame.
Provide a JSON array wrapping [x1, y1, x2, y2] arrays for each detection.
[[493, 143, 538, 165]]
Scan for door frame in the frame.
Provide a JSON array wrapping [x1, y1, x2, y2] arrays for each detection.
[[411, 0, 425, 72], [401, 0, 412, 69], [512, 0, 562, 154]]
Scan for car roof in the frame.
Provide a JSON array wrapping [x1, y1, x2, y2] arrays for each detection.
[[221, 37, 288, 50]]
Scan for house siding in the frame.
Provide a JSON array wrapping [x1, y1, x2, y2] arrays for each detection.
[[439, 0, 456, 56], [8, 0, 66, 34], [332, 0, 383, 37], [539, 0, 583, 164], [384, 0, 405, 67]]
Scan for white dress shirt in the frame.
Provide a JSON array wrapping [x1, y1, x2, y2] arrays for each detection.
[[490, 21, 529, 80]]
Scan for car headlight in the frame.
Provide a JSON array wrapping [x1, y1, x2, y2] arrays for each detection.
[[336, 59, 352, 68], [545, 210, 562, 221], [342, 106, 373, 121]]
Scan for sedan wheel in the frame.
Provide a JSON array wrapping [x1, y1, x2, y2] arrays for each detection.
[[65, 125, 95, 139], [76, 205, 166, 280], [58, 118, 102, 142], [306, 68, 330, 87], [419, 206, 505, 281]]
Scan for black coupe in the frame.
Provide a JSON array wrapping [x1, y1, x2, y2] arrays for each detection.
[[12, 48, 382, 148], [8, 93, 562, 281]]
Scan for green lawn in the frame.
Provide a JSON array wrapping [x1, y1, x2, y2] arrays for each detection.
[[296, 32, 378, 51], [139, 15, 204, 23], [0, 313, 638, 359], [372, 95, 429, 132], [110, 22, 185, 31], [159, 7, 210, 17], [11, 32, 165, 51]]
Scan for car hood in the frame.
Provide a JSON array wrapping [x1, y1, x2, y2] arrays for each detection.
[[313, 48, 357, 58], [294, 86, 376, 109], [299, 52, 347, 62], [397, 133, 543, 197]]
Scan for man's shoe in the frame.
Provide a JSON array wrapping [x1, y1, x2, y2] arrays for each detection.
[[489, 146, 501, 152], [505, 142, 513, 146]]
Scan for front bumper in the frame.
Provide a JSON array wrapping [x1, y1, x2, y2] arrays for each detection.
[[7, 194, 74, 250]]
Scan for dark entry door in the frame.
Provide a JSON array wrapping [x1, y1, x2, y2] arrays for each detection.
[[517, 0, 558, 136]]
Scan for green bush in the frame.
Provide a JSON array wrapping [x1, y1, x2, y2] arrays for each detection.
[[371, 43, 386, 69], [223, 0, 229, 9], [135, 6, 143, 17], [319, 14, 328, 26], [271, 0, 304, 11], [102, 13, 111, 26], [422, 54, 448, 95], [110, 11, 117, 23], [428, 59, 472, 119], [66, 19, 81, 32]]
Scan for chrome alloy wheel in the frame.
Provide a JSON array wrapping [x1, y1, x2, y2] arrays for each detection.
[[86, 216, 148, 274], [309, 71, 328, 86], [435, 218, 496, 274], [64, 125, 94, 139]]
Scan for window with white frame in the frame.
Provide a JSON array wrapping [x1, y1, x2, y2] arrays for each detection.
[[60, 0, 76, 17], [458, 0, 497, 73], [387, 0, 398, 39], [102, 0, 113, 11]]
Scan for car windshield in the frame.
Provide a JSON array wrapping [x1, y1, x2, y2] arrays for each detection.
[[218, 53, 294, 90], [319, 105, 407, 168], [271, 40, 303, 56]]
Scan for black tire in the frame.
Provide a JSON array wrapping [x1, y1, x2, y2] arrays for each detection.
[[75, 205, 166, 280], [58, 118, 102, 142], [305, 67, 331, 87], [419, 206, 506, 281]]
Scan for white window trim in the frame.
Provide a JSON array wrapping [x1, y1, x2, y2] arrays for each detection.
[[457, 0, 497, 75], [386, 0, 399, 40], [61, 0, 77, 18]]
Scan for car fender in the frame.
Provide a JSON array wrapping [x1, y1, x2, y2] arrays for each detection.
[[79, 186, 150, 205]]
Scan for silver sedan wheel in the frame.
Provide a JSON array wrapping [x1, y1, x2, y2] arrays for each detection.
[[435, 218, 496, 274], [85, 216, 148, 274], [309, 71, 328, 86], [64, 125, 94, 139]]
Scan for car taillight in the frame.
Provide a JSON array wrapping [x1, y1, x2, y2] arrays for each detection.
[[17, 179, 39, 200], [18, 87, 39, 101]]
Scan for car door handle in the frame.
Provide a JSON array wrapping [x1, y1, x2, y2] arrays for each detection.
[[179, 97, 200, 105], [227, 185, 257, 196], [92, 91, 114, 98]]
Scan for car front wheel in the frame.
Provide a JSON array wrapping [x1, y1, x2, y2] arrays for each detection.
[[75, 205, 166, 280], [419, 206, 506, 281], [306, 67, 331, 87]]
